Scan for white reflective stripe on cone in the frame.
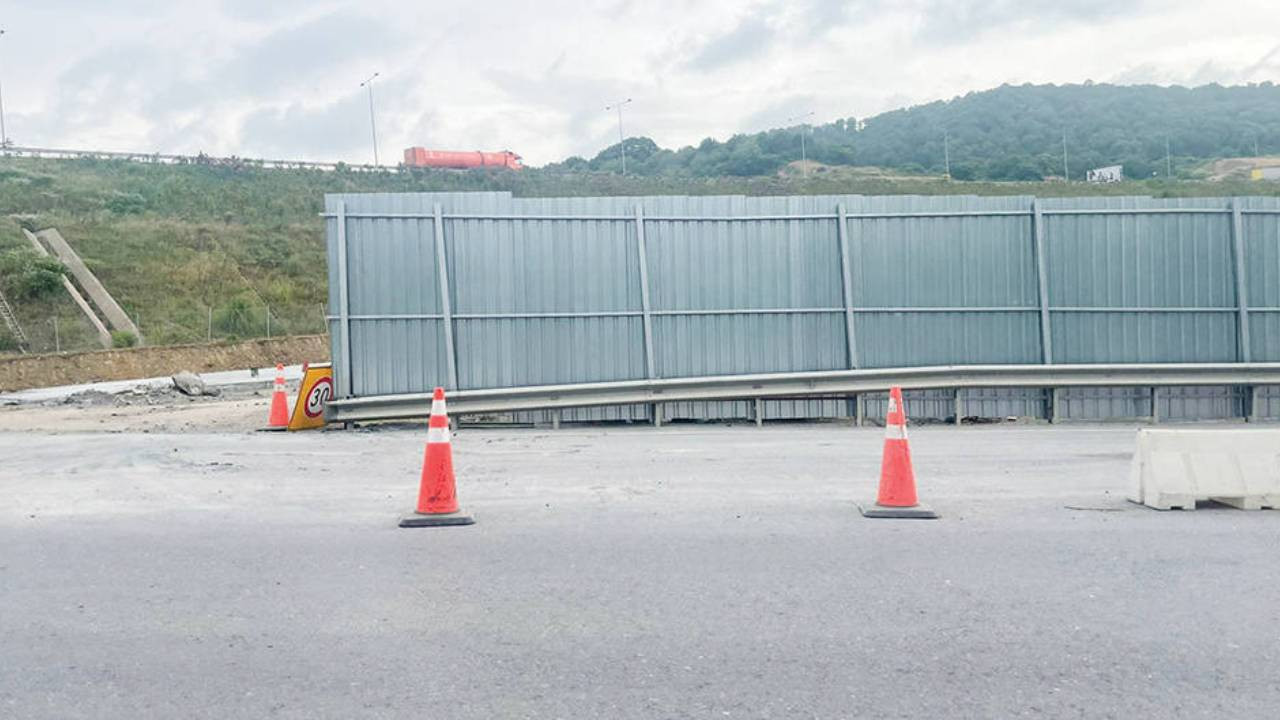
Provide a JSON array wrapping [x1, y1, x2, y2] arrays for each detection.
[[884, 424, 907, 440], [431, 398, 447, 416], [426, 427, 451, 444]]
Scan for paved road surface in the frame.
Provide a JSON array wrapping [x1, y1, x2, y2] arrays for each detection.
[[2, 425, 1278, 718]]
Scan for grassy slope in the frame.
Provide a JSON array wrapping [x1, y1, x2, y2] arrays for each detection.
[[0, 155, 1276, 354]]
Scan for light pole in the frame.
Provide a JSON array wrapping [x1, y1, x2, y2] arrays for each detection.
[[943, 131, 951, 178], [360, 72, 380, 165], [604, 98, 631, 174], [1062, 129, 1069, 181], [0, 29, 9, 147], [787, 111, 815, 177]]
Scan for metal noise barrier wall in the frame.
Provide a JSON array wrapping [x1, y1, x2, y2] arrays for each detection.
[[325, 192, 1280, 423]]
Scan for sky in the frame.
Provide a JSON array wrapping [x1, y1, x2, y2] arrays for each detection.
[[1, 0, 1278, 166]]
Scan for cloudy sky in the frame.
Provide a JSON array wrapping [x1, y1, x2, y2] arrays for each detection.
[[2, 0, 1278, 166]]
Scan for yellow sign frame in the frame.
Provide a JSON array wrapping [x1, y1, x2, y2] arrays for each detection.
[[288, 362, 334, 431]]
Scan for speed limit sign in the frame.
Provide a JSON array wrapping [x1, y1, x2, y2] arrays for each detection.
[[287, 363, 334, 430]]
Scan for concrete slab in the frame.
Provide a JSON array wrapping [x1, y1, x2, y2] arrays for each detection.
[[0, 364, 305, 405]]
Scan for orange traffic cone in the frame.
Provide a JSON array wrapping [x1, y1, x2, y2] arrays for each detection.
[[859, 386, 938, 519], [400, 387, 474, 527], [264, 363, 290, 431]]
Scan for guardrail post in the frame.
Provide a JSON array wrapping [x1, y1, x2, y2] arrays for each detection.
[[1247, 386, 1260, 423], [1229, 198, 1252, 363], [855, 394, 865, 427], [754, 397, 764, 428], [954, 389, 963, 426], [836, 203, 860, 368], [433, 203, 460, 390], [634, 204, 659, 425], [336, 201, 353, 399], [1032, 198, 1054, 364], [1151, 386, 1161, 424], [1050, 388, 1062, 424]]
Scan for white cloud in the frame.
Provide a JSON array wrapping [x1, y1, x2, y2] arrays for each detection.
[[1, 0, 1277, 165]]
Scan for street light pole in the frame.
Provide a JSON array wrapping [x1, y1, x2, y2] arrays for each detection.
[[604, 98, 632, 174], [360, 72, 380, 165], [0, 29, 9, 147], [1062, 129, 1069, 181], [786, 111, 815, 178], [943, 131, 951, 178]]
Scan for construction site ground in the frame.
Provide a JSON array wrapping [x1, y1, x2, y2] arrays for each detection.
[[3, 396, 1279, 718]]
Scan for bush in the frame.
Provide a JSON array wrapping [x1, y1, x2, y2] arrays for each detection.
[[105, 191, 147, 215], [0, 250, 67, 300], [111, 330, 139, 348], [213, 297, 262, 337], [0, 330, 18, 352]]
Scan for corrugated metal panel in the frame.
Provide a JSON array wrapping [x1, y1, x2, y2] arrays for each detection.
[[325, 192, 1280, 423], [1256, 386, 1280, 419], [1055, 386, 1154, 421], [1244, 199, 1280, 361], [849, 196, 1040, 368], [1043, 197, 1237, 363]]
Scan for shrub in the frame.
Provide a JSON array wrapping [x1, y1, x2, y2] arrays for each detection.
[[0, 250, 68, 300], [105, 191, 147, 215], [111, 330, 139, 348], [213, 296, 262, 337]]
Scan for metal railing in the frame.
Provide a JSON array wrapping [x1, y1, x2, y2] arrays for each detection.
[[325, 362, 1280, 423], [1, 144, 389, 173]]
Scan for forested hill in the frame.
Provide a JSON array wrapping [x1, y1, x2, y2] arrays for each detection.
[[550, 83, 1280, 181]]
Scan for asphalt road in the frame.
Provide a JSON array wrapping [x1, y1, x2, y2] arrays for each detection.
[[2, 425, 1278, 719]]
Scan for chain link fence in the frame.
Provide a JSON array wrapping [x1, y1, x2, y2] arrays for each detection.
[[2, 302, 329, 356]]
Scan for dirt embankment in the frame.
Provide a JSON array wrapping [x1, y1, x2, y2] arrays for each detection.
[[0, 335, 330, 393]]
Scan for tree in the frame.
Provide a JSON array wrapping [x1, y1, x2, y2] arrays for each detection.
[[556, 83, 1280, 181]]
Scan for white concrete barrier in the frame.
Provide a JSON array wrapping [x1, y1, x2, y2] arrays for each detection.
[[1129, 428, 1280, 510]]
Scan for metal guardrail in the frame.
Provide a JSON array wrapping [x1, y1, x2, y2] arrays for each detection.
[[325, 363, 1280, 422], [0, 144, 389, 173]]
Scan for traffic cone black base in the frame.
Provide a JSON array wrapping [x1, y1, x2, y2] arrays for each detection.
[[858, 502, 938, 519], [399, 511, 475, 528]]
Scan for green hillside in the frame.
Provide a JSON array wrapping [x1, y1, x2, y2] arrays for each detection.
[[552, 83, 1280, 181], [0, 151, 1274, 355]]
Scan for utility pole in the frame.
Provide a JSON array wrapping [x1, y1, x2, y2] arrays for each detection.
[[0, 29, 9, 147], [1165, 135, 1172, 179], [1062, 129, 1069, 181], [786, 111, 815, 178], [943, 131, 951, 178], [359, 72, 380, 165], [604, 98, 632, 174]]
